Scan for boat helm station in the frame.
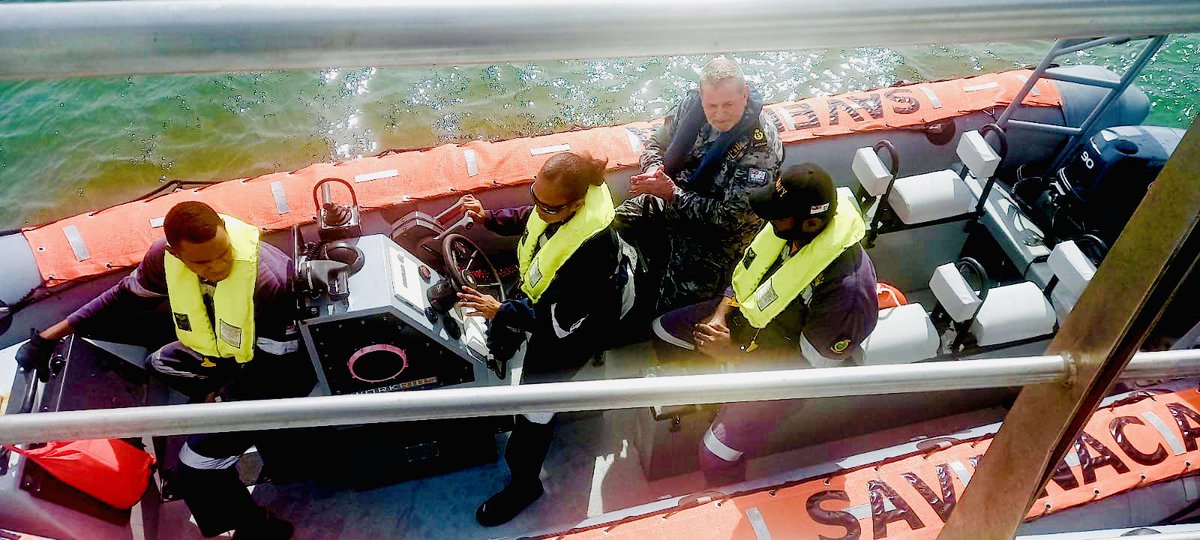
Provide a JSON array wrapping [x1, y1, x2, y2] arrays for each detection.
[[295, 177, 507, 397]]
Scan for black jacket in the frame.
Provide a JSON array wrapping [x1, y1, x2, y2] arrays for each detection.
[[485, 205, 633, 382]]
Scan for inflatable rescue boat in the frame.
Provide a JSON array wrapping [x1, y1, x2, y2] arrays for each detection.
[[0, 62, 1193, 540]]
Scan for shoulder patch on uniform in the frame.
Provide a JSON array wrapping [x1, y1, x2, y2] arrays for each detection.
[[743, 247, 757, 268], [831, 338, 851, 354], [173, 312, 191, 332], [751, 127, 768, 148], [749, 168, 768, 185]]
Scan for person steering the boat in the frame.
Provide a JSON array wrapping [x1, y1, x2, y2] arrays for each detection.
[[14, 201, 312, 539], [651, 164, 879, 485], [614, 57, 783, 316], [456, 151, 636, 527]]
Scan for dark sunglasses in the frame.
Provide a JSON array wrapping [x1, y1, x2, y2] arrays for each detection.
[[529, 183, 573, 215]]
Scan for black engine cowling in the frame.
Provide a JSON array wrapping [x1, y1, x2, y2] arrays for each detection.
[[1014, 125, 1184, 248]]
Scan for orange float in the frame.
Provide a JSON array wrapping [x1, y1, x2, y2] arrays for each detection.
[[21, 69, 1061, 288]]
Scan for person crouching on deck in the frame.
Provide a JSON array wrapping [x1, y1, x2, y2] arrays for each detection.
[[457, 151, 637, 526], [16, 201, 313, 539], [651, 164, 879, 485]]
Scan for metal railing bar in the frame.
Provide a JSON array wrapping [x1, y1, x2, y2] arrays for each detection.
[[1, 1, 1198, 80], [1, 349, 1197, 446], [996, 38, 1066, 128], [1005, 119, 1083, 136], [1055, 35, 1144, 55], [1041, 70, 1123, 89], [1045, 34, 1170, 172]]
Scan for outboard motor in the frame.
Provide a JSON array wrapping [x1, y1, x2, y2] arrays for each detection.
[[1014, 126, 1184, 247]]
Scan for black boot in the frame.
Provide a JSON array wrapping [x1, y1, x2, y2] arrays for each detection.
[[176, 465, 261, 537], [475, 478, 545, 527], [476, 416, 555, 527], [232, 508, 294, 540]]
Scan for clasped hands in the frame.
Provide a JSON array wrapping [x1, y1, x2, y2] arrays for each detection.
[[629, 167, 676, 201]]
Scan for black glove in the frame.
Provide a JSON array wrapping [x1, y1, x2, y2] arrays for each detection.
[[485, 321, 525, 380], [15, 329, 58, 382]]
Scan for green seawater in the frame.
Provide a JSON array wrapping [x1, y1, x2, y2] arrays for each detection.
[[0, 36, 1197, 229]]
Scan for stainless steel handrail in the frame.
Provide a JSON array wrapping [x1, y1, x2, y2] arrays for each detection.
[[1, 349, 1197, 446], [2, 0, 1199, 80]]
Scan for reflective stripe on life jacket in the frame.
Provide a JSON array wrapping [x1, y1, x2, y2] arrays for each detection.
[[163, 215, 260, 363], [518, 183, 616, 304], [732, 192, 865, 328]]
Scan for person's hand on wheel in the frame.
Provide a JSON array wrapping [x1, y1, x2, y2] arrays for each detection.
[[458, 286, 502, 320], [15, 329, 58, 382], [460, 195, 487, 225]]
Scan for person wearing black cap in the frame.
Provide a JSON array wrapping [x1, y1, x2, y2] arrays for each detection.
[[650, 163, 879, 485]]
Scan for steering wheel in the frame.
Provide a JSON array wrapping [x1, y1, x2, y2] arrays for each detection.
[[441, 233, 506, 302]]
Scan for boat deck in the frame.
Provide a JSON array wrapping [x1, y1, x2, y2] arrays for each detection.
[[4, 326, 1198, 539], [135, 342, 1009, 540]]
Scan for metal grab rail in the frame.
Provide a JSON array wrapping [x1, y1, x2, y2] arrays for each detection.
[[994, 34, 1169, 176], [2, 349, 1198, 446], [2, 0, 1200, 80]]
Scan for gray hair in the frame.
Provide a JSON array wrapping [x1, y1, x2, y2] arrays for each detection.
[[700, 57, 745, 89]]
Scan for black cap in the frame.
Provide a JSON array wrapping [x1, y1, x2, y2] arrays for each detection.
[[749, 163, 837, 221]]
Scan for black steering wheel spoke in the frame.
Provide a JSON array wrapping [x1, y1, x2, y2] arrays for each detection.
[[440, 233, 505, 302]]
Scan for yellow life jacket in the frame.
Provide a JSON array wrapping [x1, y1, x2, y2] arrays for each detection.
[[164, 215, 260, 363], [518, 183, 616, 304], [732, 192, 865, 329]]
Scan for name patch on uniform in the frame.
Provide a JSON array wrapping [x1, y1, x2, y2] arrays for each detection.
[[173, 312, 191, 332], [219, 320, 242, 349], [527, 260, 543, 286], [749, 168, 769, 185]]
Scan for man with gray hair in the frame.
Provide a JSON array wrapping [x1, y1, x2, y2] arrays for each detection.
[[616, 57, 784, 315]]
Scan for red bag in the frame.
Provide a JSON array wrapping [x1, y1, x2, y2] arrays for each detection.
[[876, 282, 909, 310], [6, 439, 155, 509]]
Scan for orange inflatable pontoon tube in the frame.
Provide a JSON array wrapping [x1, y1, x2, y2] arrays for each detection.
[[22, 69, 1061, 287], [540, 387, 1200, 540]]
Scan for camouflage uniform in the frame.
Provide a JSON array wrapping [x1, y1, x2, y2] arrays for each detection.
[[615, 90, 784, 312]]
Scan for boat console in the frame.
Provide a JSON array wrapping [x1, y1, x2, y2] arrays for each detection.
[[294, 179, 509, 396]]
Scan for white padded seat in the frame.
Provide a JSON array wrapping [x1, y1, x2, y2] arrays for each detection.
[[1048, 241, 1095, 299], [929, 263, 982, 323], [1047, 240, 1096, 322], [956, 130, 1002, 180], [854, 304, 940, 365], [969, 282, 1056, 346], [853, 146, 893, 197], [888, 170, 977, 225]]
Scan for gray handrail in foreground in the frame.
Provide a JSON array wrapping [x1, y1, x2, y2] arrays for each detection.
[[2, 0, 1200, 80], [1, 349, 1197, 446]]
